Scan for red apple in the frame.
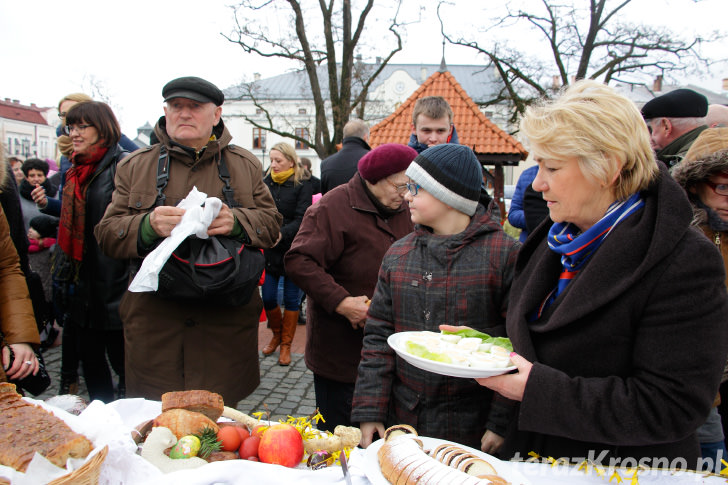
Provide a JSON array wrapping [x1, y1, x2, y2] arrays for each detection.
[[258, 423, 304, 468], [239, 435, 261, 459]]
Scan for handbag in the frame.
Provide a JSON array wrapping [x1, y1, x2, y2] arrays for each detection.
[[149, 146, 265, 306]]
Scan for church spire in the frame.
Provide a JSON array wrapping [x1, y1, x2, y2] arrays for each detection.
[[439, 39, 447, 72]]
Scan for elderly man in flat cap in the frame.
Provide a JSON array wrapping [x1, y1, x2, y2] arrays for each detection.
[[641, 88, 709, 168], [96, 76, 282, 406]]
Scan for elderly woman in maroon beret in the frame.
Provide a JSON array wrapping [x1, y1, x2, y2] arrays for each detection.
[[285, 143, 417, 433]]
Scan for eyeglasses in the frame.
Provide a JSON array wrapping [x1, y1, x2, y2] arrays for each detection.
[[386, 178, 409, 194], [63, 124, 93, 135], [406, 182, 421, 196], [704, 180, 728, 196]]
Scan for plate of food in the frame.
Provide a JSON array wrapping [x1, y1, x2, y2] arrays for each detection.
[[387, 330, 516, 378], [363, 425, 530, 485]]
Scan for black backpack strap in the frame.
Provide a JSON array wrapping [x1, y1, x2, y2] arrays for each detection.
[[154, 145, 238, 208], [155, 146, 169, 207], [217, 153, 239, 208]]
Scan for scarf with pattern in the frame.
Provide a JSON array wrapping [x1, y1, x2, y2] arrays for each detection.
[[532, 192, 645, 320], [57, 144, 108, 262]]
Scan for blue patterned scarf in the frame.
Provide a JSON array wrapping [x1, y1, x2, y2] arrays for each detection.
[[532, 192, 645, 320]]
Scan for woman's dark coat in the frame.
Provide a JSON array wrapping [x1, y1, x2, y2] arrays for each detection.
[[285, 174, 414, 383], [263, 173, 312, 277]]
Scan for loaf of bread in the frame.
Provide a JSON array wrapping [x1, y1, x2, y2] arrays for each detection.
[[378, 435, 505, 484], [153, 408, 219, 439], [161, 390, 224, 421], [0, 382, 93, 472], [377, 424, 509, 484], [429, 443, 507, 483]]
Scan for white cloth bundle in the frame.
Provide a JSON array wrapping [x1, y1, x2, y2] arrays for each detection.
[[128, 187, 222, 293]]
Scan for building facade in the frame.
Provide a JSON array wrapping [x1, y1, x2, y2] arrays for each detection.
[[0, 98, 56, 160], [221, 62, 512, 176]]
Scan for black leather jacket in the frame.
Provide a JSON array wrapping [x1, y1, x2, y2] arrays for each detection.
[[65, 144, 130, 330]]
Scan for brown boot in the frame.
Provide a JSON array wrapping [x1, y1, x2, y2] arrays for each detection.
[[278, 310, 299, 366], [262, 307, 283, 356]]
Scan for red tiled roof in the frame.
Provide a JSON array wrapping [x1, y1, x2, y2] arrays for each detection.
[[0, 99, 49, 125], [369, 70, 527, 158]]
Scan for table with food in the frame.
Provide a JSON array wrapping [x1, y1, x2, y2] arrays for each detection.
[[2, 330, 727, 484]]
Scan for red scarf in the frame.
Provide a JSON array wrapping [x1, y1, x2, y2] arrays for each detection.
[[57, 144, 108, 261]]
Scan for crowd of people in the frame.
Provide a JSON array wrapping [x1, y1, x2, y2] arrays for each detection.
[[1, 75, 727, 473]]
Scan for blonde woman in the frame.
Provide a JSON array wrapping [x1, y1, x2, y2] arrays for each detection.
[[56, 93, 93, 161], [471, 80, 728, 468], [261, 142, 312, 365]]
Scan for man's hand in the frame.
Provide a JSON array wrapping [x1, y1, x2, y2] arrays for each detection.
[[31, 185, 48, 209], [335, 295, 370, 329], [149, 206, 186, 237], [207, 203, 235, 236], [359, 422, 385, 448]]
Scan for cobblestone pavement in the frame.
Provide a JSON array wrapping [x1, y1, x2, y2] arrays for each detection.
[[34, 326, 317, 424]]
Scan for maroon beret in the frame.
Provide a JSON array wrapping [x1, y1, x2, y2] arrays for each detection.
[[357, 143, 418, 183]]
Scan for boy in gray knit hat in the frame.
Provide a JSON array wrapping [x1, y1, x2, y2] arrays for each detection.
[[351, 143, 520, 452], [404, 144, 483, 233]]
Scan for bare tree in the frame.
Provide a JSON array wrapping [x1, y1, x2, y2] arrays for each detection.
[[82, 74, 128, 127], [223, 0, 406, 158], [438, 0, 721, 125]]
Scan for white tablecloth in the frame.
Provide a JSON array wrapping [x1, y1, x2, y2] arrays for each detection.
[[5, 398, 727, 484]]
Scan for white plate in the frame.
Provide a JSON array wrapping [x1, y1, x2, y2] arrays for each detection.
[[364, 436, 531, 485], [388, 332, 517, 378]]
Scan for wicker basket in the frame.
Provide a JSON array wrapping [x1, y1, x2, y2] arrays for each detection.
[[48, 445, 108, 485]]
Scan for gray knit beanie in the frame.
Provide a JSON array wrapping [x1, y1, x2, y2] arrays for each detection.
[[405, 144, 482, 216]]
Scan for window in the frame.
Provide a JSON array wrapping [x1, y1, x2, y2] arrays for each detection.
[[295, 128, 310, 150], [256, 108, 263, 115], [252, 128, 266, 150], [298, 108, 307, 115]]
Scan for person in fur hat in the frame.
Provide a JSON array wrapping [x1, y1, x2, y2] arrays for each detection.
[[672, 128, 728, 471]]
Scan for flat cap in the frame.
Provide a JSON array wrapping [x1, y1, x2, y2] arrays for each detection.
[[162, 76, 224, 106], [358, 143, 418, 183], [641, 88, 708, 119]]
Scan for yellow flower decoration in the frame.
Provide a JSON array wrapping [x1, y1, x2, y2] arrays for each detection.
[[609, 470, 623, 483]]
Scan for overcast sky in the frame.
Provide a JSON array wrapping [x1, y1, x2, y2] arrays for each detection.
[[1, 0, 726, 136]]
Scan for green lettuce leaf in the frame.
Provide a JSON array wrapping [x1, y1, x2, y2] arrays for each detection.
[[442, 329, 514, 352], [405, 341, 453, 364]]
